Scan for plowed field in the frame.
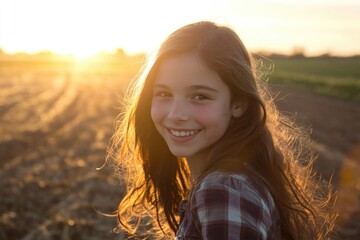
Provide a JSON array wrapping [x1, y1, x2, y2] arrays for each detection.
[[1, 61, 359, 239]]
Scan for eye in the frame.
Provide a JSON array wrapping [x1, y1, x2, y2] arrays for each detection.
[[192, 94, 210, 100], [154, 90, 171, 98]]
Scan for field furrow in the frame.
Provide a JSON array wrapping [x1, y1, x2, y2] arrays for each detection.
[[1, 58, 359, 239]]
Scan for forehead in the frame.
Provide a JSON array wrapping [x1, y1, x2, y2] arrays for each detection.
[[155, 53, 225, 89]]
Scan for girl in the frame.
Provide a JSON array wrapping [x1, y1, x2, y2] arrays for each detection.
[[110, 21, 336, 239]]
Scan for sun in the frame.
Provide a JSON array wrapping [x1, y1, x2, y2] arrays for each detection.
[[51, 44, 99, 61], [72, 50, 97, 61], [0, 0, 221, 59]]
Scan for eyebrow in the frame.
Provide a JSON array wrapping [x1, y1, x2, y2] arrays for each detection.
[[153, 84, 219, 93], [190, 85, 219, 93], [153, 84, 169, 89]]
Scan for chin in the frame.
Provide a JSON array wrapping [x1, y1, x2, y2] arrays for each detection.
[[169, 150, 193, 158]]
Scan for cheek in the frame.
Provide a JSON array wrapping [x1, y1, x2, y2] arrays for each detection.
[[194, 105, 231, 128], [150, 101, 164, 124], [193, 107, 214, 124]]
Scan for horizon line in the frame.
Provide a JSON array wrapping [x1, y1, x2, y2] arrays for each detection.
[[1, 49, 360, 59]]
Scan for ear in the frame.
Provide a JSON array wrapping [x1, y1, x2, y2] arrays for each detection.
[[231, 100, 246, 118]]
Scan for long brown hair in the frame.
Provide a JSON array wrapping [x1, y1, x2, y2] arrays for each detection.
[[109, 21, 336, 239]]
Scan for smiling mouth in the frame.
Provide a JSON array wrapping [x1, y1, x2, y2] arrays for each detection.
[[169, 129, 200, 137]]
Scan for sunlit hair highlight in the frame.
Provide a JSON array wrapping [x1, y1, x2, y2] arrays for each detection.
[[108, 21, 337, 239]]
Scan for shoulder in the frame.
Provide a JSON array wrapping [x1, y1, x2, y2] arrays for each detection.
[[193, 171, 275, 210], [189, 171, 279, 239]]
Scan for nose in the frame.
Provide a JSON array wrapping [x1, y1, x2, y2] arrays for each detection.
[[167, 98, 190, 122]]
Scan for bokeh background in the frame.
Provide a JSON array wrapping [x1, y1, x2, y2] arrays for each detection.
[[0, 0, 359, 239]]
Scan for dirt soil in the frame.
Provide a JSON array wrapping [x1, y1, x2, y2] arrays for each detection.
[[0, 72, 359, 239], [273, 85, 360, 239]]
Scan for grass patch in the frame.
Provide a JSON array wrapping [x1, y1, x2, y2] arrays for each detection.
[[259, 57, 360, 102]]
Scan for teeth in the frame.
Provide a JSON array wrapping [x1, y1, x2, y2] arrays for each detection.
[[170, 129, 198, 137]]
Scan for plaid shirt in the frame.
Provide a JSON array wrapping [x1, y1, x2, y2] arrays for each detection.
[[175, 172, 281, 240]]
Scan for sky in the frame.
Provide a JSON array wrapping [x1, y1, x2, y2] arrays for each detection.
[[0, 0, 359, 58]]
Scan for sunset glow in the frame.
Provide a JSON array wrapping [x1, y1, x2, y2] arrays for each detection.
[[0, 0, 359, 57]]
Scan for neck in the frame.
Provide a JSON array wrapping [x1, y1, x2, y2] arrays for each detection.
[[186, 159, 201, 180], [186, 155, 242, 180], [184, 147, 213, 180], [186, 153, 208, 180]]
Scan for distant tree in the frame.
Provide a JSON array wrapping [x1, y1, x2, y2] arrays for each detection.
[[115, 48, 126, 57], [291, 46, 306, 58], [318, 53, 331, 58], [32, 51, 55, 61], [269, 53, 288, 59]]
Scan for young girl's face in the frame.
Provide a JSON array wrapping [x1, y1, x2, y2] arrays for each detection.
[[151, 53, 241, 161]]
